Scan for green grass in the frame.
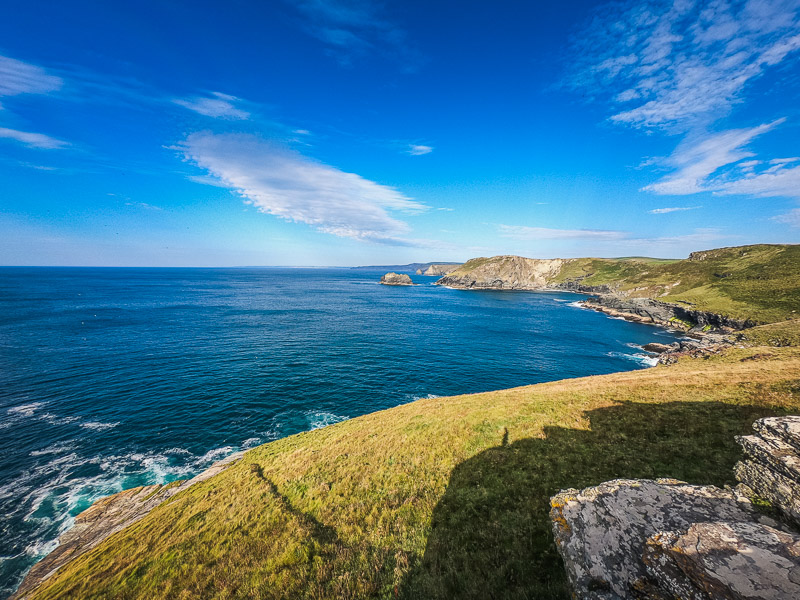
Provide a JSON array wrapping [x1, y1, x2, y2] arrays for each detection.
[[27, 342, 800, 600], [740, 320, 800, 347]]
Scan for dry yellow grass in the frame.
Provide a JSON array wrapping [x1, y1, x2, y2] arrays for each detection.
[[27, 345, 800, 600]]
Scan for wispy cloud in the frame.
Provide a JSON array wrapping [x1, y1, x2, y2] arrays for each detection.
[[499, 224, 727, 249], [773, 208, 800, 227], [499, 224, 628, 240], [289, 0, 419, 68], [569, 1, 800, 130], [177, 132, 428, 244], [0, 55, 62, 97], [644, 119, 800, 198], [407, 144, 433, 156], [648, 206, 701, 214], [0, 127, 69, 149], [173, 92, 250, 120]]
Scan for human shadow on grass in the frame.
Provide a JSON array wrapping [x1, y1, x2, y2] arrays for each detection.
[[398, 400, 788, 600]]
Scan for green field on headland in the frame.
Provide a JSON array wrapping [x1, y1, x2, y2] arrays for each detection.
[[23, 341, 800, 599], [445, 244, 800, 324]]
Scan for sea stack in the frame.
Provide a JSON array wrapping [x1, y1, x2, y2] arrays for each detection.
[[380, 272, 413, 286]]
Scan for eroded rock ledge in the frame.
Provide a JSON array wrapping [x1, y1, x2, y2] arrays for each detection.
[[11, 451, 244, 600], [550, 416, 800, 599]]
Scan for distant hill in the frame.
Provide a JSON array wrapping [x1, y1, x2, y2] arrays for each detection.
[[437, 244, 800, 324], [350, 261, 461, 272]]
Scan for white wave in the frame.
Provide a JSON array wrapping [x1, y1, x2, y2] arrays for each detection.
[[606, 351, 658, 367], [80, 421, 120, 431], [241, 437, 262, 449], [2, 439, 249, 569], [306, 411, 349, 430], [7, 402, 47, 417], [30, 441, 77, 456], [567, 301, 586, 308]]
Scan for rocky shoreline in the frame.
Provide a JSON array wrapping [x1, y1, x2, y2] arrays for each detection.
[[11, 451, 244, 600]]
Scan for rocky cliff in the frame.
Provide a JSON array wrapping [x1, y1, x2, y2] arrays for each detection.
[[422, 263, 461, 276], [380, 272, 413, 286], [551, 416, 800, 600], [436, 245, 800, 329], [436, 255, 565, 290]]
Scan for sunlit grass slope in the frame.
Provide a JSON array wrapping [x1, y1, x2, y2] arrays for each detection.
[[28, 342, 800, 600]]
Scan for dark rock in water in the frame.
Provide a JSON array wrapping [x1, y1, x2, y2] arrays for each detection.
[[380, 272, 413, 286], [644, 521, 800, 600], [642, 342, 673, 354]]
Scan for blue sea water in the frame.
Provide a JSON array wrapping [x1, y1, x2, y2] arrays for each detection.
[[0, 267, 683, 596]]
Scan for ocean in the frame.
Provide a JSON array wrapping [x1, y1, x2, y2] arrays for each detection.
[[0, 267, 682, 596]]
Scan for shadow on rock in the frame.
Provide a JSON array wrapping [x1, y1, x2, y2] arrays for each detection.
[[398, 400, 786, 600]]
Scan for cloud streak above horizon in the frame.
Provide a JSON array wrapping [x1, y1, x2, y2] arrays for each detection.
[[178, 132, 428, 244], [173, 92, 250, 120]]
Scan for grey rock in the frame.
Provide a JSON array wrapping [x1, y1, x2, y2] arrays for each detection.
[[753, 416, 800, 454], [550, 478, 772, 600], [379, 272, 414, 286], [642, 343, 673, 354], [735, 460, 800, 527], [737, 433, 800, 484], [644, 521, 800, 600]]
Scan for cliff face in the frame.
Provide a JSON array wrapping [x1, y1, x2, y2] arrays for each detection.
[[436, 255, 565, 290], [422, 264, 461, 276]]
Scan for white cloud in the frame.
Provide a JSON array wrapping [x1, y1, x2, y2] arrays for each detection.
[[0, 55, 62, 97], [644, 119, 800, 198], [773, 208, 800, 227], [173, 92, 249, 120], [178, 132, 427, 243], [498, 225, 628, 240], [570, 0, 800, 130], [648, 206, 701, 214], [0, 127, 69, 149], [407, 144, 433, 156]]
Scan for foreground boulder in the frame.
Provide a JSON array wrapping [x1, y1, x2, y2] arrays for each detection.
[[551, 416, 800, 600], [380, 272, 413, 286], [644, 521, 800, 600], [550, 479, 779, 599]]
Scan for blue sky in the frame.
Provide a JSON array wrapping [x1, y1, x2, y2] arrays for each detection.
[[1, 0, 799, 266]]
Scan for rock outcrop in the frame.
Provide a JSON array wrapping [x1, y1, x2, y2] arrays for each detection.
[[436, 256, 565, 290], [380, 272, 413, 286], [550, 416, 800, 600], [12, 451, 244, 600], [582, 295, 757, 332], [736, 416, 800, 528], [422, 263, 461, 276]]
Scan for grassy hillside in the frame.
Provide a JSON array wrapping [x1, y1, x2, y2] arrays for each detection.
[[25, 342, 800, 600], [451, 244, 800, 323]]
